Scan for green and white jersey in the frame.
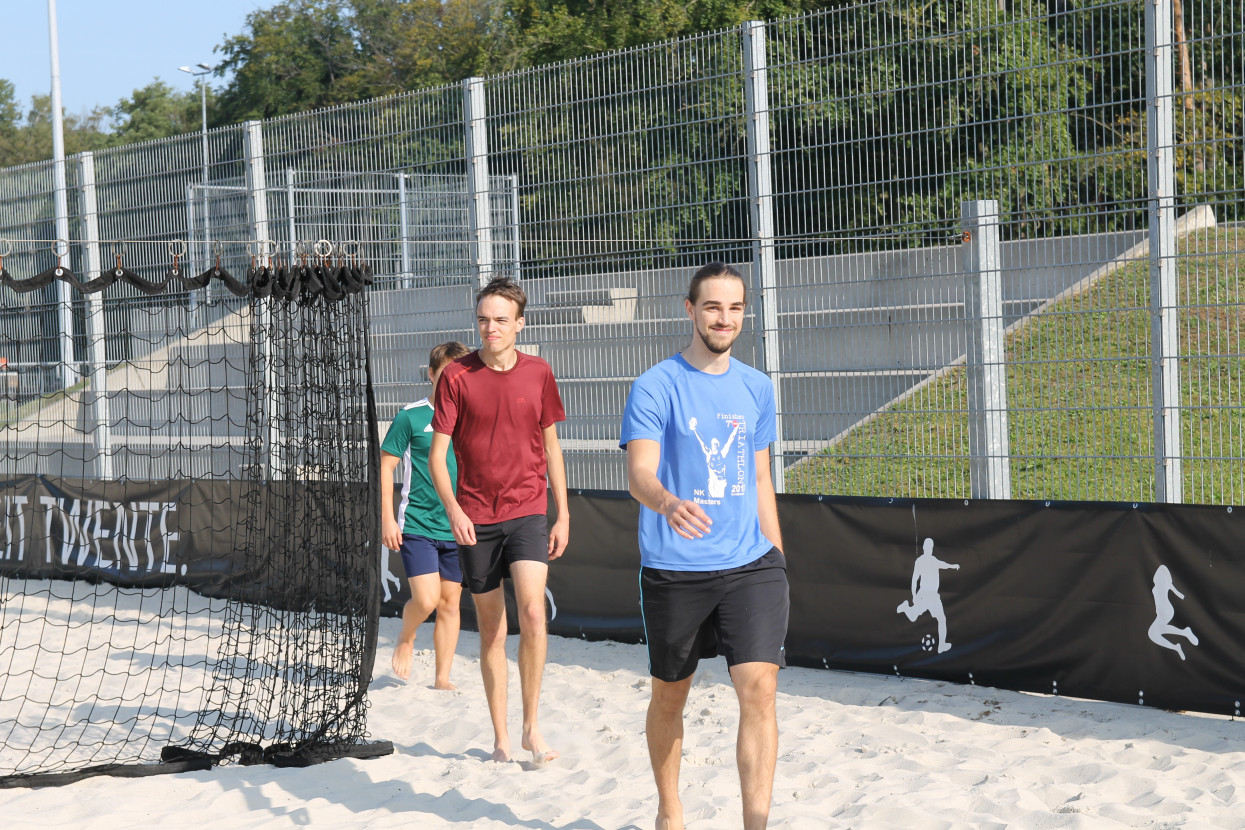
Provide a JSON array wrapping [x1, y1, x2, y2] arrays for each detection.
[[381, 398, 457, 541]]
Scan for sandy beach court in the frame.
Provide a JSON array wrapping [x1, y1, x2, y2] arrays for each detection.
[[4, 611, 1245, 829]]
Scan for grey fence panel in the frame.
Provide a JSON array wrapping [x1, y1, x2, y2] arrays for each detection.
[[483, 30, 753, 489], [768, 0, 1166, 501], [1174, 0, 1245, 504]]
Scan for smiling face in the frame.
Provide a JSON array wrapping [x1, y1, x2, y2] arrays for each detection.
[[686, 275, 746, 356], [476, 294, 524, 360]]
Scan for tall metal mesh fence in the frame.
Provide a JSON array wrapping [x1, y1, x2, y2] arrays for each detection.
[[0, 0, 1240, 506]]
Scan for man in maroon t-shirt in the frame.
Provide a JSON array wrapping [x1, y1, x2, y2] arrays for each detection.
[[429, 276, 569, 765]]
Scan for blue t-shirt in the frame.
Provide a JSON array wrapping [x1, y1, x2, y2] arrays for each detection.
[[619, 353, 777, 571]]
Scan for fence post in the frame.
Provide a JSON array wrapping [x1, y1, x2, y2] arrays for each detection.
[[51, 183, 76, 393], [510, 174, 522, 282], [742, 20, 786, 494], [243, 120, 281, 480], [462, 77, 494, 287], [962, 200, 1011, 500], [75, 151, 112, 480], [397, 172, 412, 288], [286, 168, 298, 267], [1145, 0, 1182, 503]]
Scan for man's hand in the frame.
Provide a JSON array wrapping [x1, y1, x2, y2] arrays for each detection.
[[381, 515, 403, 552], [448, 506, 477, 547], [548, 514, 569, 560], [662, 497, 712, 540]]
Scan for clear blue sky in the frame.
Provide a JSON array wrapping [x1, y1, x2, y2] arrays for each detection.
[[6, 0, 268, 117]]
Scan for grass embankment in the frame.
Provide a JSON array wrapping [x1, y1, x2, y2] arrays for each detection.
[[787, 228, 1245, 504]]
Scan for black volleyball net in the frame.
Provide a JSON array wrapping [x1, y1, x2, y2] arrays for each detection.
[[0, 250, 389, 787]]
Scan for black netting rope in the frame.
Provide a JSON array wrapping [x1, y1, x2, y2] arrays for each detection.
[[0, 256, 373, 303], [0, 271, 389, 788]]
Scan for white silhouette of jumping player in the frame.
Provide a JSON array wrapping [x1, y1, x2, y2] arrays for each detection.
[[689, 417, 739, 498], [1148, 564, 1199, 661], [897, 537, 960, 653]]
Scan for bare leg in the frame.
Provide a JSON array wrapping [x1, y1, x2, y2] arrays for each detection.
[[472, 588, 511, 761], [433, 577, 462, 690], [392, 573, 439, 680], [729, 662, 779, 830], [511, 560, 557, 763], [648, 675, 693, 830]]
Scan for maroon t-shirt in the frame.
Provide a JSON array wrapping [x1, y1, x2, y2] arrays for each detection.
[[431, 350, 566, 524]]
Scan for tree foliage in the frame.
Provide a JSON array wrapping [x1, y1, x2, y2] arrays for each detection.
[[0, 82, 112, 167]]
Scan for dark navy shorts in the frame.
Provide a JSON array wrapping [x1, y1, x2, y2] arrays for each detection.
[[459, 514, 549, 595], [399, 534, 462, 582], [640, 548, 789, 683]]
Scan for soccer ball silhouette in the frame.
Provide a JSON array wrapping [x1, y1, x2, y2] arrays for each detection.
[[921, 633, 936, 652]]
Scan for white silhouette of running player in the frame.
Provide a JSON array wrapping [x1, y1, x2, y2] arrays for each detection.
[[1148, 564, 1199, 661], [897, 537, 960, 653], [689, 417, 739, 498], [380, 549, 402, 603]]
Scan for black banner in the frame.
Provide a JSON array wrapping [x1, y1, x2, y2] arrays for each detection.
[[384, 491, 1245, 717], [0, 475, 371, 613], [8, 478, 1244, 717]]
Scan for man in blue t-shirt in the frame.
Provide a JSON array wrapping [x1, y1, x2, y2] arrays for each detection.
[[619, 262, 789, 830]]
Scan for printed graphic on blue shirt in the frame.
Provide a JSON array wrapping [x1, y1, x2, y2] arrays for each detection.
[[689, 415, 746, 504], [619, 354, 776, 571]]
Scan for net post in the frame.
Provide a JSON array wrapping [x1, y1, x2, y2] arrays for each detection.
[[962, 200, 1011, 500], [244, 119, 281, 480], [462, 77, 495, 287], [1145, 0, 1182, 503], [75, 150, 112, 481], [742, 20, 786, 494]]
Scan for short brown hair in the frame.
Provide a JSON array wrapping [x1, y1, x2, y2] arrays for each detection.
[[428, 341, 471, 374], [475, 276, 527, 317], [687, 262, 745, 304]]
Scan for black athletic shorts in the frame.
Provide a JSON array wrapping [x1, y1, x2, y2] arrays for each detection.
[[640, 548, 789, 683], [458, 514, 549, 595]]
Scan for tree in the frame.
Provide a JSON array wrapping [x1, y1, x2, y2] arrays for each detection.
[[111, 81, 205, 145], [212, 0, 511, 124], [214, 0, 361, 123], [497, 0, 822, 67], [0, 83, 112, 168]]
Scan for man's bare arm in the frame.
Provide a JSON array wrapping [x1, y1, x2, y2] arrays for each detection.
[[755, 447, 784, 554], [626, 438, 712, 540], [429, 431, 476, 546], [542, 423, 570, 560], [380, 451, 403, 551]]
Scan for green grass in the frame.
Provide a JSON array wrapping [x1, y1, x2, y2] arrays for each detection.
[[787, 228, 1245, 504]]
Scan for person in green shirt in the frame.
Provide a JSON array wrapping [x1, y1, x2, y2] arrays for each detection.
[[381, 341, 472, 688]]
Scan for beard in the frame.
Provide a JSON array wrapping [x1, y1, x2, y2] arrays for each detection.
[[696, 323, 739, 355]]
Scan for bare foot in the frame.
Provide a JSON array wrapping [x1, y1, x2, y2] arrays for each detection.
[[490, 745, 512, 763], [391, 640, 415, 680], [433, 679, 457, 691], [655, 805, 684, 830], [521, 732, 559, 766]]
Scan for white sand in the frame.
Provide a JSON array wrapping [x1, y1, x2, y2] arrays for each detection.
[[4, 611, 1245, 829]]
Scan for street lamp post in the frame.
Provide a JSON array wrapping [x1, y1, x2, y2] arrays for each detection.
[[178, 63, 214, 315]]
